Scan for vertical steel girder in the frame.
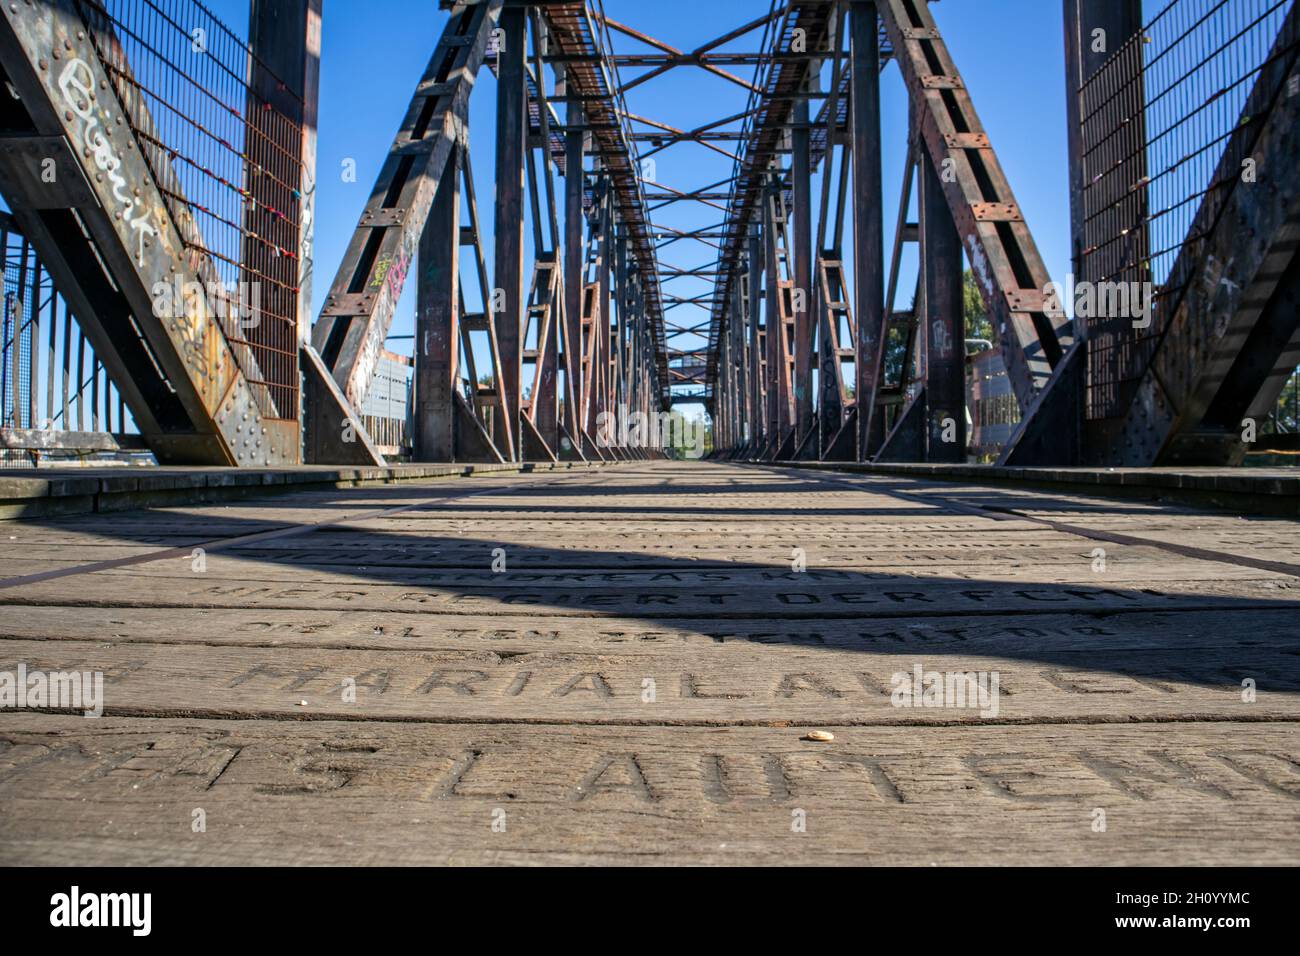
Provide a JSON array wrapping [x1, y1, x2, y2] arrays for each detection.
[[247, 0, 320, 351], [494, 4, 527, 462], [0, 0, 307, 464], [414, 145, 461, 462], [791, 97, 814, 448], [1062, 0, 1145, 290], [747, 227, 766, 451], [920, 148, 965, 460], [595, 171, 613, 441], [563, 95, 590, 456], [850, 0, 886, 460], [765, 181, 798, 458]]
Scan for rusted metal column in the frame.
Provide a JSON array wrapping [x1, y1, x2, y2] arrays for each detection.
[[792, 96, 814, 447], [597, 184, 614, 438], [564, 95, 586, 444], [747, 230, 764, 449], [245, 0, 318, 449], [920, 150, 965, 462], [718, 328, 731, 450], [612, 224, 629, 419], [493, 4, 527, 461], [533, 258, 560, 451], [733, 293, 743, 450], [248, 0, 320, 350], [734, 281, 749, 447], [763, 180, 781, 450], [1063, 0, 1145, 285], [850, 0, 884, 460], [414, 146, 461, 461], [731, 283, 745, 449], [1063, 0, 1146, 461]]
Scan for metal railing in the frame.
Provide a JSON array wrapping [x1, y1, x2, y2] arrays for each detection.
[[76, 0, 305, 421], [1077, 0, 1298, 420], [0, 213, 138, 468]]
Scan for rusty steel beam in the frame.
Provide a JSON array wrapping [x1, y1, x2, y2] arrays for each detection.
[[414, 145, 461, 462], [494, 4, 527, 462], [0, 0, 303, 464], [877, 0, 1071, 416], [792, 95, 814, 447], [920, 149, 965, 461], [563, 95, 589, 451], [1109, 7, 1300, 466], [851, 0, 885, 460]]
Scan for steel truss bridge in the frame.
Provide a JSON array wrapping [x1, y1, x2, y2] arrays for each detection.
[[0, 0, 1294, 468], [1, 0, 1300, 869]]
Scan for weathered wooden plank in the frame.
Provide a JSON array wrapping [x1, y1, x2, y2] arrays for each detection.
[[0, 605, 1293, 658], [2, 572, 1296, 618], [9, 539, 1292, 572], [0, 460, 1295, 867], [0, 637, 1292, 723], [1, 715, 1296, 865]]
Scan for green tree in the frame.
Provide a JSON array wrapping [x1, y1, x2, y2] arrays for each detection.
[[1265, 368, 1299, 434], [964, 269, 992, 346]]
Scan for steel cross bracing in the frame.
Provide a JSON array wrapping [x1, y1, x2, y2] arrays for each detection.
[[584, 4, 799, 412], [306, 0, 669, 465], [0, 0, 318, 465], [705, 0, 1076, 464], [707, 0, 1298, 468]]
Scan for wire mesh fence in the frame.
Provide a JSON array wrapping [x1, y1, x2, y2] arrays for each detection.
[[1077, 0, 1298, 420], [0, 214, 135, 468], [75, 0, 305, 421]]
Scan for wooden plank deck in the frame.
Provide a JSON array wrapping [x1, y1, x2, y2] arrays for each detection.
[[0, 460, 1297, 865]]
